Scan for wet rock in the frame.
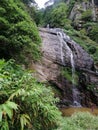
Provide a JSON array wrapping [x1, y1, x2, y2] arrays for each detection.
[[32, 28, 97, 107], [79, 70, 98, 106]]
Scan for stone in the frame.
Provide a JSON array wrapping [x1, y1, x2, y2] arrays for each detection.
[[32, 28, 98, 107]]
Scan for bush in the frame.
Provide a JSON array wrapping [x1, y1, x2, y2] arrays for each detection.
[[0, 0, 41, 62], [43, 2, 70, 28], [0, 59, 62, 130], [89, 24, 98, 43], [81, 9, 92, 21], [56, 112, 98, 130], [88, 45, 97, 54]]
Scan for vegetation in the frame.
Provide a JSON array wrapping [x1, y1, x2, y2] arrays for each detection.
[[81, 9, 92, 21], [63, 26, 98, 65], [0, 0, 98, 130], [88, 23, 98, 43], [66, 0, 75, 16], [57, 112, 98, 130], [0, 1, 63, 130], [43, 2, 70, 28], [0, 0, 41, 63], [42, 0, 98, 63], [0, 59, 62, 130]]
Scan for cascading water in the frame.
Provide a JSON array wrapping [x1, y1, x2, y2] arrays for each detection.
[[57, 30, 81, 107], [57, 32, 64, 64]]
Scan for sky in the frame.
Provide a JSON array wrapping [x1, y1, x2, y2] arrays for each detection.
[[35, 0, 48, 8]]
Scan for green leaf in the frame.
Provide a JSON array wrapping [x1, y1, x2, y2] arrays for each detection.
[[0, 111, 3, 122], [6, 101, 18, 110], [2, 104, 12, 119], [20, 114, 31, 130]]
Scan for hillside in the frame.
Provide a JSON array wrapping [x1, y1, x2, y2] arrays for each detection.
[[42, 0, 98, 68], [0, 0, 41, 63], [0, 0, 98, 130]]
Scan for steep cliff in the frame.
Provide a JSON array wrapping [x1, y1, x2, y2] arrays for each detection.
[[32, 28, 98, 107], [69, 0, 98, 22], [31, 0, 98, 107]]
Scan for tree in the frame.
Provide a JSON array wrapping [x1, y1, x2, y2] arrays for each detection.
[[0, 0, 41, 62], [44, 2, 70, 28]]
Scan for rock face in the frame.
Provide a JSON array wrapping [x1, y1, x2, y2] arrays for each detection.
[[62, 31, 94, 70], [79, 70, 98, 106], [69, 0, 98, 26], [32, 28, 98, 107]]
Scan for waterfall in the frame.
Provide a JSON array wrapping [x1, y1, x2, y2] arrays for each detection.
[[57, 30, 81, 107], [57, 32, 64, 64]]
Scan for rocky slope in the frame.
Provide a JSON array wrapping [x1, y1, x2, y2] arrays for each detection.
[[69, 0, 98, 21], [68, 0, 98, 29], [31, 28, 98, 107]]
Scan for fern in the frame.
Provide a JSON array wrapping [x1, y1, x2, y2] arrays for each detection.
[[0, 101, 18, 121], [20, 114, 31, 130]]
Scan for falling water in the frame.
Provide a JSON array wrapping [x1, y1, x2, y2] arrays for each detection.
[[57, 32, 64, 64], [57, 30, 81, 107], [70, 47, 81, 107]]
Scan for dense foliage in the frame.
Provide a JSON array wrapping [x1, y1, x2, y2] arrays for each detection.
[[0, 0, 41, 62], [57, 112, 98, 130], [0, 59, 62, 130], [43, 2, 70, 28], [50, 3, 69, 27], [0, 0, 98, 130], [88, 23, 98, 43], [81, 9, 92, 21]]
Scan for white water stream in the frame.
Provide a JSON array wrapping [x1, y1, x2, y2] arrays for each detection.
[[57, 30, 81, 107]]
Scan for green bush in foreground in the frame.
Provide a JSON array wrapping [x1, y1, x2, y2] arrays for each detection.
[[0, 59, 62, 130], [57, 112, 98, 130]]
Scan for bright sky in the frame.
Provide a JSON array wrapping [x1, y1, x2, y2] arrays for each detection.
[[35, 0, 48, 8]]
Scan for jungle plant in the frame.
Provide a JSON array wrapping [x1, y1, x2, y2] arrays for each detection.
[[0, 59, 62, 130]]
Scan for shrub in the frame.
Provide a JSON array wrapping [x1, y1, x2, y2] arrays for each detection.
[[0, 59, 62, 130], [0, 0, 41, 62], [43, 2, 70, 28], [88, 45, 97, 54], [56, 112, 98, 130], [81, 9, 92, 21], [89, 24, 98, 43]]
